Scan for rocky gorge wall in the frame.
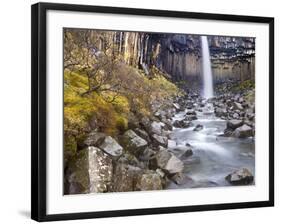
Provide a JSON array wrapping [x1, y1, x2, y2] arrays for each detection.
[[98, 31, 255, 83]]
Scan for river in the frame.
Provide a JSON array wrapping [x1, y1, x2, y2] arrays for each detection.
[[168, 103, 255, 189]]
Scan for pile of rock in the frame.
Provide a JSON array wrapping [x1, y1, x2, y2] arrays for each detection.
[[223, 120, 254, 138], [65, 96, 195, 194]]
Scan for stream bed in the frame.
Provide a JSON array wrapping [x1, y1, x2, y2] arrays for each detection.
[[167, 104, 255, 189]]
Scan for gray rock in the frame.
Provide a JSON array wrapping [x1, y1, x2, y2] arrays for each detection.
[[233, 124, 253, 138], [139, 147, 156, 161], [83, 131, 106, 147], [98, 136, 123, 157], [186, 109, 196, 115], [169, 145, 193, 159], [152, 134, 168, 147], [170, 172, 192, 185], [193, 124, 204, 131], [225, 168, 254, 185], [156, 148, 184, 174], [227, 120, 243, 130], [173, 119, 192, 128], [65, 146, 113, 194], [215, 107, 227, 117], [136, 171, 163, 191], [122, 130, 148, 154], [184, 114, 198, 121], [233, 102, 244, 110], [112, 163, 143, 192], [232, 113, 240, 119], [151, 121, 165, 135], [134, 128, 150, 142]]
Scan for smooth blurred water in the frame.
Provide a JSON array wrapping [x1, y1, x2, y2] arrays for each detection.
[[168, 104, 255, 189], [201, 36, 214, 99]]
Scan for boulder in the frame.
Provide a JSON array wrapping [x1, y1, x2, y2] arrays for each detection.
[[65, 146, 113, 194], [233, 124, 253, 138], [232, 113, 240, 119], [150, 121, 165, 135], [215, 107, 227, 117], [112, 164, 143, 192], [173, 119, 192, 128], [98, 136, 123, 157], [152, 134, 168, 147], [134, 128, 151, 142], [122, 130, 148, 154], [233, 102, 244, 110], [83, 131, 106, 147], [136, 171, 163, 191], [225, 168, 254, 185], [186, 109, 196, 115], [139, 147, 156, 161], [170, 172, 192, 185], [227, 120, 243, 130], [168, 145, 193, 159], [184, 114, 198, 121], [193, 124, 204, 131], [139, 117, 151, 131], [156, 148, 184, 174]]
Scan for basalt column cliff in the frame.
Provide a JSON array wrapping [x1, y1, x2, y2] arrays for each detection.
[[99, 32, 255, 84]]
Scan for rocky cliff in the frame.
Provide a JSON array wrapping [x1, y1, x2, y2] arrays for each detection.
[[99, 31, 255, 84]]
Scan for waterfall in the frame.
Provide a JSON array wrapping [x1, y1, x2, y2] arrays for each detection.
[[201, 36, 214, 99]]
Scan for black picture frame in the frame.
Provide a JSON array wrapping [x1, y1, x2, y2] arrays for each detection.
[[31, 2, 274, 222]]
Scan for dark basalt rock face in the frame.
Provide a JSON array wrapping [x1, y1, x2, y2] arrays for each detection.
[[93, 31, 255, 85]]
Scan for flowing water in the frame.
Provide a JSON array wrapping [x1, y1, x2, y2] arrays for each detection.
[[201, 36, 214, 99], [168, 104, 255, 189]]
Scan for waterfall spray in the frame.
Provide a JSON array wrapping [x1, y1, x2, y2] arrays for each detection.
[[201, 36, 214, 99]]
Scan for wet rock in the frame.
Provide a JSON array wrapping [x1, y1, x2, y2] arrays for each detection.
[[179, 147, 193, 159], [225, 168, 254, 185], [193, 124, 204, 131], [169, 145, 193, 159], [227, 120, 243, 130], [224, 128, 234, 137], [122, 130, 148, 154], [152, 134, 168, 147], [186, 109, 196, 115], [136, 171, 163, 191], [184, 114, 198, 121], [232, 124, 253, 138], [170, 172, 192, 185], [98, 136, 123, 157], [156, 148, 184, 174], [173, 119, 192, 128], [65, 146, 113, 194]]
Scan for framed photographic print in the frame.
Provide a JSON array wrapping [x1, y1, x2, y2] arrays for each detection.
[[31, 2, 274, 222]]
